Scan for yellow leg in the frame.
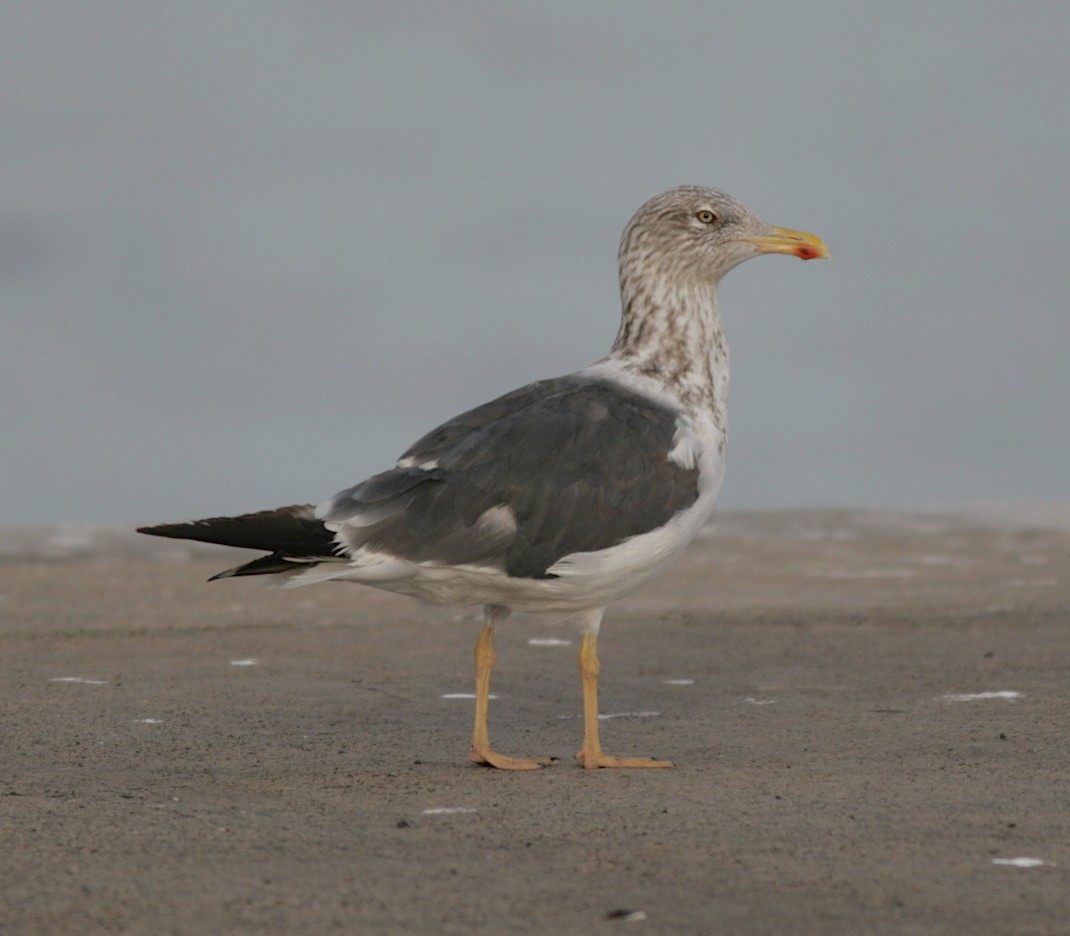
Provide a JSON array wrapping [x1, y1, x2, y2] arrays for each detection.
[[468, 609, 555, 770], [577, 631, 673, 769]]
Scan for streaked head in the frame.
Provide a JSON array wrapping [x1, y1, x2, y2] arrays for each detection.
[[619, 185, 829, 286]]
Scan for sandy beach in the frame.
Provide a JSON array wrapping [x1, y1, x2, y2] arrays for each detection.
[[2, 507, 1068, 935]]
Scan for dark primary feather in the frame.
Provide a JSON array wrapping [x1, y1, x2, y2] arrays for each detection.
[[321, 378, 700, 578], [138, 504, 338, 580], [138, 504, 331, 553]]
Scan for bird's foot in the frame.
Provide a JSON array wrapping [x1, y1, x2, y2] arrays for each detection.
[[469, 746, 557, 770], [576, 748, 674, 769]]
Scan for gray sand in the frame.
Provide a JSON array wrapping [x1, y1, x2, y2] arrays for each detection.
[[3, 508, 1069, 935]]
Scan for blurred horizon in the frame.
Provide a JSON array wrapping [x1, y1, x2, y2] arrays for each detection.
[[3, 3, 1068, 525]]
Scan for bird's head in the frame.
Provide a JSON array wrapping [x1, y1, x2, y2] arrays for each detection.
[[619, 186, 829, 288]]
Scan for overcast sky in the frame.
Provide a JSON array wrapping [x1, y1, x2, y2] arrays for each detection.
[[3, 2, 1068, 525]]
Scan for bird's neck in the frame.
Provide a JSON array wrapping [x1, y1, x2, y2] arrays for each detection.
[[608, 274, 729, 422]]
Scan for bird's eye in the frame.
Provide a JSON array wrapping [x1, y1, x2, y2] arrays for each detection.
[[696, 209, 718, 224]]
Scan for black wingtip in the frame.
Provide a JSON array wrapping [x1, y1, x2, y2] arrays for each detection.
[[137, 522, 195, 540], [134, 505, 332, 553]]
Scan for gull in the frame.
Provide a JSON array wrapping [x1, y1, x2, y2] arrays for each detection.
[[139, 186, 828, 769]]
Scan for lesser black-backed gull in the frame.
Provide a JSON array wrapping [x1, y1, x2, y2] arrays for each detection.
[[139, 186, 828, 769]]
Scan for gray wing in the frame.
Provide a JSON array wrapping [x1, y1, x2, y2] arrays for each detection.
[[318, 378, 700, 578]]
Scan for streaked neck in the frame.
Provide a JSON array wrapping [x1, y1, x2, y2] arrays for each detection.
[[608, 274, 729, 422]]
